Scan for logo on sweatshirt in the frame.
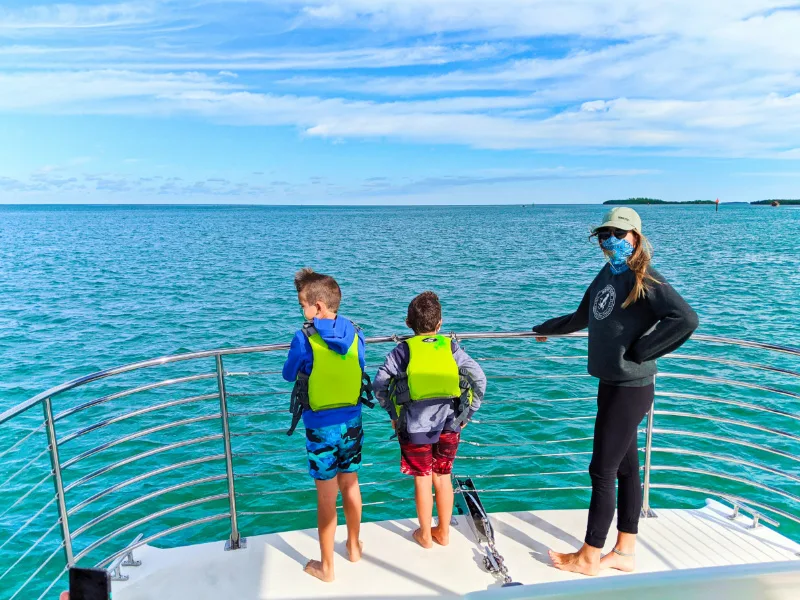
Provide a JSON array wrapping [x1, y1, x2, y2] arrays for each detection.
[[593, 284, 616, 320]]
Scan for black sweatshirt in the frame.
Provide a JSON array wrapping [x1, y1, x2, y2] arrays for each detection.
[[533, 265, 699, 387]]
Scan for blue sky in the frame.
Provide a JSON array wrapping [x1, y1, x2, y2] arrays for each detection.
[[1, 0, 799, 204]]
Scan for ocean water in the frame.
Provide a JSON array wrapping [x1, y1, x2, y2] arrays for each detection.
[[0, 204, 798, 597]]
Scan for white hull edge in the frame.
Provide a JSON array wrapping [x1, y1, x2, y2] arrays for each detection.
[[112, 499, 800, 599]]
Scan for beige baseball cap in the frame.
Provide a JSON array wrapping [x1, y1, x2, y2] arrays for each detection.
[[592, 207, 642, 233]]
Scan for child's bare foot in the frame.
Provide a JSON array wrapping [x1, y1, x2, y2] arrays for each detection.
[[431, 525, 449, 546], [347, 539, 363, 562], [412, 528, 433, 549], [304, 559, 334, 582], [600, 549, 635, 572], [548, 549, 599, 576]]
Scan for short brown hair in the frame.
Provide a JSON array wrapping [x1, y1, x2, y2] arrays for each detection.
[[406, 291, 442, 334], [294, 268, 341, 312]]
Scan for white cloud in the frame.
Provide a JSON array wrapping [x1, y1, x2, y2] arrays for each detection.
[[293, 94, 800, 155], [0, 70, 239, 110], [1, 1, 799, 160], [357, 167, 660, 196], [0, 2, 157, 31], [286, 0, 793, 37], [737, 171, 800, 177], [277, 10, 800, 102], [0, 164, 658, 199], [0, 42, 518, 71], [157, 85, 799, 155], [1, 67, 799, 156]]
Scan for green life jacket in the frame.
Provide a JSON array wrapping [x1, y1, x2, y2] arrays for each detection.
[[307, 330, 362, 411], [407, 335, 461, 400], [287, 321, 374, 436], [391, 334, 473, 428]]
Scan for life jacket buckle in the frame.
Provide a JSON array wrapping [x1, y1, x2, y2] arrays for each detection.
[[301, 321, 318, 338]]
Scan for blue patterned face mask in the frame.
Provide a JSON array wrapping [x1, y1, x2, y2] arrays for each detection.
[[601, 236, 634, 274]]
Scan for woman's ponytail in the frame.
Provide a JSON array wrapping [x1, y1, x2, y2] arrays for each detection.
[[622, 232, 658, 308]]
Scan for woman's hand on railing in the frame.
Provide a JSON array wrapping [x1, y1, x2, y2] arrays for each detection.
[[535, 337, 548, 342]]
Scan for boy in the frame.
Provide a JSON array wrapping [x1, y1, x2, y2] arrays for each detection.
[[282, 268, 368, 582], [373, 291, 486, 548]]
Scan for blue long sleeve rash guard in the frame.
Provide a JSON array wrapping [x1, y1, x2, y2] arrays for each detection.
[[282, 316, 365, 429]]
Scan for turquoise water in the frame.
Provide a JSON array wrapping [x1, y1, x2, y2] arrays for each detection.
[[0, 204, 798, 597]]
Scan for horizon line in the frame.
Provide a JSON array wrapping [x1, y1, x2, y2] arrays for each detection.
[[0, 201, 763, 208]]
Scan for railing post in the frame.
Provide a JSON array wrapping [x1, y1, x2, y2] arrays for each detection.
[[43, 397, 75, 566], [641, 401, 657, 519], [215, 355, 244, 550]]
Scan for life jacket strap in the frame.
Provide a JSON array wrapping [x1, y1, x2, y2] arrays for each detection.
[[392, 373, 411, 423], [348, 320, 374, 408], [454, 367, 475, 428], [287, 372, 310, 436], [392, 372, 411, 407], [301, 321, 318, 339], [360, 371, 376, 409], [387, 373, 409, 436]]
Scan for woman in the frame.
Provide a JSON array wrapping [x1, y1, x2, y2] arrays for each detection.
[[533, 207, 698, 576]]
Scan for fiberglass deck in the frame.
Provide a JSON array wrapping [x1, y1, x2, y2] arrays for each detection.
[[112, 499, 800, 599]]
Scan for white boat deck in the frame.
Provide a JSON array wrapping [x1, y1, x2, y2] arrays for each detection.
[[113, 500, 800, 599]]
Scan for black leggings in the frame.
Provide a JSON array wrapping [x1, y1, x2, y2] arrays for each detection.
[[585, 381, 654, 549]]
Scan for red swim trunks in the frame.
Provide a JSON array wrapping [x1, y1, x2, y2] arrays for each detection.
[[400, 431, 461, 477]]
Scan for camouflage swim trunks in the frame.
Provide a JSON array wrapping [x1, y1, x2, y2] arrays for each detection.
[[305, 413, 363, 480]]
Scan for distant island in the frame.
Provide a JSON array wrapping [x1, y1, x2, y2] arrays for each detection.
[[604, 197, 800, 206], [604, 198, 715, 205], [751, 199, 800, 205]]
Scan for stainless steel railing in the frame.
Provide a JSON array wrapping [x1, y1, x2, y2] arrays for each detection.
[[215, 355, 241, 550], [0, 331, 798, 599]]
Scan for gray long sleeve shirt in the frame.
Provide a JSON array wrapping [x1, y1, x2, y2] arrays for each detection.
[[533, 265, 699, 387], [373, 339, 487, 444]]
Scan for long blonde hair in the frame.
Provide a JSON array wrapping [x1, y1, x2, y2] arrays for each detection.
[[622, 231, 658, 308]]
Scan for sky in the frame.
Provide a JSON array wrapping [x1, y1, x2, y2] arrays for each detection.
[[0, 0, 799, 204]]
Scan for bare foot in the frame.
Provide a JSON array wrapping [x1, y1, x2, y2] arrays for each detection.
[[413, 528, 433, 549], [431, 525, 449, 546], [347, 539, 363, 562], [548, 549, 599, 576], [304, 559, 334, 582], [600, 549, 635, 572]]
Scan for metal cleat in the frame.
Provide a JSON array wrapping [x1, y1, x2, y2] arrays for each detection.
[[108, 534, 144, 582]]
